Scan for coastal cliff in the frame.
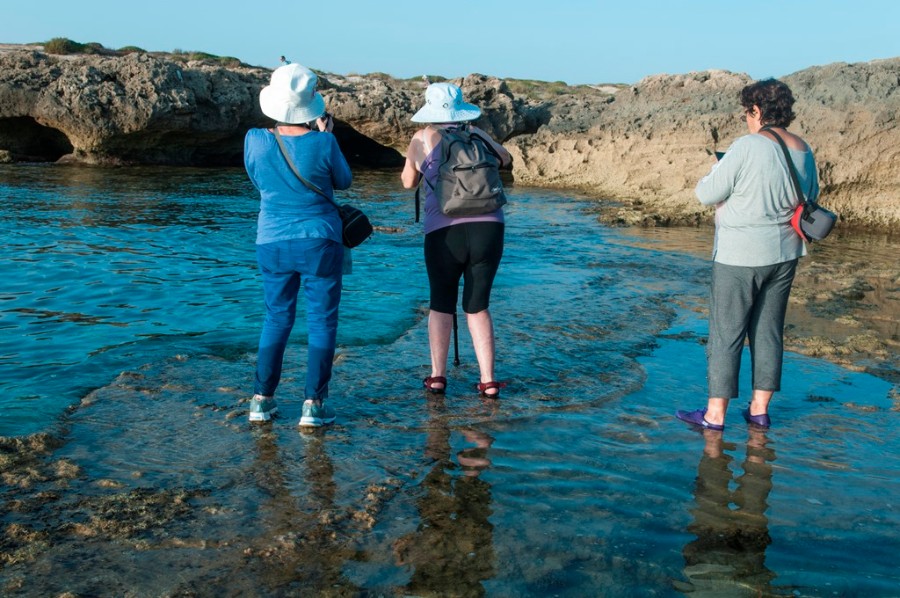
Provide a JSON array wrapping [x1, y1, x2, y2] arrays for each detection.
[[508, 62, 900, 229], [1, 46, 898, 228], [0, 49, 267, 166]]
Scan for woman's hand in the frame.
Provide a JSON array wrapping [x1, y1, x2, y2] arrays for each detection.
[[316, 113, 334, 133]]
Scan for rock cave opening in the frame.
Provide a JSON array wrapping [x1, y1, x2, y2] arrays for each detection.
[[116, 121, 404, 169], [332, 122, 404, 169], [0, 117, 74, 162], [169, 122, 404, 169]]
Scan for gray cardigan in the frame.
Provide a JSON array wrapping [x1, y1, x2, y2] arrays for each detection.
[[696, 133, 819, 267]]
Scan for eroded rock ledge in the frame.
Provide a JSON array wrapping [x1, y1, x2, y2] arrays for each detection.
[[1, 48, 898, 229]]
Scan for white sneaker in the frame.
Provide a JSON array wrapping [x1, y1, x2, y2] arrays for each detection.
[[298, 399, 336, 427], [248, 394, 278, 422]]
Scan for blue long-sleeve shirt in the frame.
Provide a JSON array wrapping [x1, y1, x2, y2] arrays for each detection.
[[696, 133, 818, 267], [244, 128, 352, 245]]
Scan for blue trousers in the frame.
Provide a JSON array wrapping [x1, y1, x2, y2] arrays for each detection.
[[254, 238, 343, 400], [707, 259, 798, 399]]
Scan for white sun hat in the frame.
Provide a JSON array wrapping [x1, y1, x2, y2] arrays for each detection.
[[259, 63, 326, 124], [411, 82, 481, 123]]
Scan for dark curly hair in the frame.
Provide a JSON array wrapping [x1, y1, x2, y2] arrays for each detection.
[[740, 79, 796, 127]]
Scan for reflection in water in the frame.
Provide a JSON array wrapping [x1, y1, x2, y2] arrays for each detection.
[[243, 428, 354, 594], [394, 399, 497, 597], [680, 429, 776, 595]]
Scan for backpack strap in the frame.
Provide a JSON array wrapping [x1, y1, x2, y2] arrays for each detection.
[[469, 130, 502, 162]]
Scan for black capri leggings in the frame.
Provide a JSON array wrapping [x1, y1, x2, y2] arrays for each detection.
[[424, 222, 504, 314]]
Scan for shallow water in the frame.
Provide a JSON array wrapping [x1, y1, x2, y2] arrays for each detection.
[[0, 165, 898, 596]]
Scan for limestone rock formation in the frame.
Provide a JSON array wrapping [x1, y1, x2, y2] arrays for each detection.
[[316, 72, 542, 167], [0, 49, 540, 169], [787, 60, 900, 228], [0, 49, 270, 165], [1, 46, 898, 228], [508, 60, 900, 229]]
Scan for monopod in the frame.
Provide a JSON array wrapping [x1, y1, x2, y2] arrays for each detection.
[[452, 312, 460, 366]]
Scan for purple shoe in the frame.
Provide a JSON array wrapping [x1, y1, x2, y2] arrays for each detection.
[[742, 409, 771, 428], [675, 408, 725, 431]]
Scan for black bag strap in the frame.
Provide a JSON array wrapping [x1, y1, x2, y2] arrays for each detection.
[[272, 127, 339, 209], [415, 185, 421, 223], [761, 126, 810, 207]]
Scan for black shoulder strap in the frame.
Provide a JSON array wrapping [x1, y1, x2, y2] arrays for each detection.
[[272, 127, 338, 209], [415, 184, 421, 223], [761, 126, 807, 206]]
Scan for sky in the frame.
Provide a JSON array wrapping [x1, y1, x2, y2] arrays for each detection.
[[3, 1, 900, 85]]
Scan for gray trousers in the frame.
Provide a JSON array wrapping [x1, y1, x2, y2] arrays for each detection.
[[706, 259, 798, 399]]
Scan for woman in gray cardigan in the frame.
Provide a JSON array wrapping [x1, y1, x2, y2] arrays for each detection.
[[677, 79, 819, 432]]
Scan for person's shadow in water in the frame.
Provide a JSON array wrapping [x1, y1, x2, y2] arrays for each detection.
[[677, 428, 777, 595], [393, 397, 498, 597]]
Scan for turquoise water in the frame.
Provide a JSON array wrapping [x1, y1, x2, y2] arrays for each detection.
[[0, 165, 898, 596], [1, 165, 697, 436], [1, 166, 416, 435]]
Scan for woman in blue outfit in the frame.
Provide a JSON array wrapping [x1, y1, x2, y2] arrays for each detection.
[[244, 63, 352, 427], [677, 79, 819, 432], [401, 83, 512, 398]]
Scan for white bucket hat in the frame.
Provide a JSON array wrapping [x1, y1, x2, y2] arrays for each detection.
[[259, 63, 326, 124], [411, 82, 481, 123]]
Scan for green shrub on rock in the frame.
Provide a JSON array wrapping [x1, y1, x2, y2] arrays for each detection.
[[44, 37, 86, 55], [43, 38, 111, 55], [169, 50, 244, 67], [186, 51, 216, 61], [84, 42, 106, 54], [40, 38, 242, 65]]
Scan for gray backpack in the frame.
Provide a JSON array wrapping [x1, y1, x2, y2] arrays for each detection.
[[425, 125, 507, 217]]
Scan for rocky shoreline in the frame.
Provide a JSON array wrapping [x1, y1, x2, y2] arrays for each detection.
[[1, 45, 899, 229]]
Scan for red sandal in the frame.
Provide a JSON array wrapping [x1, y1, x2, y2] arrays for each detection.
[[476, 381, 506, 398], [423, 376, 447, 394]]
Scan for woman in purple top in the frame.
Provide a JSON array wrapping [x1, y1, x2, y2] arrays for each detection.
[[401, 83, 512, 398], [244, 63, 352, 427]]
